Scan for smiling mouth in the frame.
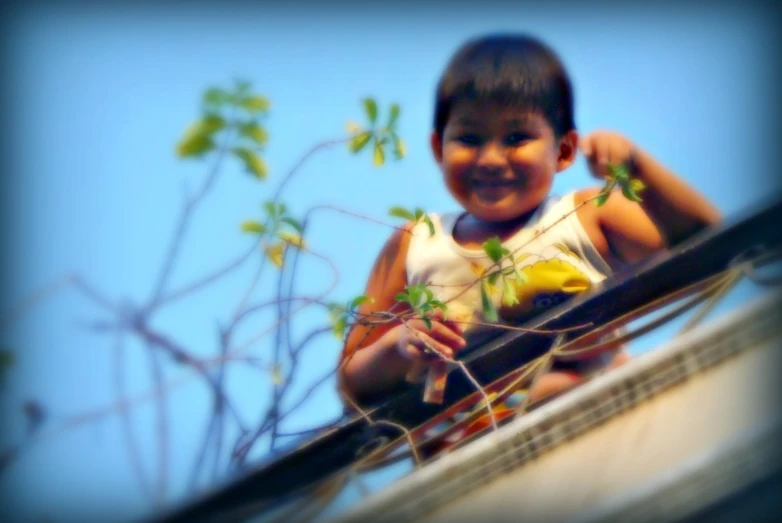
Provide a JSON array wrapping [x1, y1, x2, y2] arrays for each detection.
[[471, 179, 520, 188]]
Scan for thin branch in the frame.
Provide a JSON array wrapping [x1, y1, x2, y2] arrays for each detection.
[[113, 333, 153, 502], [230, 247, 268, 322], [306, 204, 413, 236], [274, 419, 344, 439], [188, 412, 218, 491], [143, 340, 169, 505], [230, 245, 341, 357], [272, 138, 350, 203], [148, 125, 235, 309], [341, 390, 421, 468], [402, 319, 498, 432], [157, 244, 257, 308], [133, 323, 247, 430]]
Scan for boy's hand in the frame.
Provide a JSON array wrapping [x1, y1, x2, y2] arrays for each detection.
[[579, 131, 637, 179], [387, 311, 467, 363]]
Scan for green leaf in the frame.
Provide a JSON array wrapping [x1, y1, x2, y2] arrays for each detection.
[[199, 114, 226, 134], [621, 182, 644, 203], [373, 140, 385, 166], [595, 191, 611, 207], [423, 215, 435, 237], [350, 295, 375, 310], [394, 292, 410, 303], [174, 114, 225, 158], [199, 114, 227, 135], [430, 300, 446, 310], [203, 87, 229, 107], [263, 201, 278, 219], [281, 217, 303, 233], [388, 207, 416, 221], [332, 316, 347, 340], [607, 164, 630, 182], [513, 267, 528, 285], [265, 242, 285, 268], [422, 316, 432, 330], [501, 278, 519, 307], [363, 98, 378, 124], [240, 220, 267, 234], [232, 147, 268, 180], [278, 231, 306, 249], [482, 237, 504, 263], [480, 282, 498, 322], [392, 135, 406, 160], [630, 178, 646, 194], [240, 95, 271, 113], [408, 285, 423, 308], [388, 103, 400, 127], [487, 272, 500, 286], [348, 131, 372, 153], [239, 122, 269, 146], [176, 135, 214, 158]]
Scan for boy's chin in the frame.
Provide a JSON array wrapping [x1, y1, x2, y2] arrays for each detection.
[[469, 198, 537, 223]]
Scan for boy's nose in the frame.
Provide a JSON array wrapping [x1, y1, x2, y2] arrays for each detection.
[[476, 142, 506, 172]]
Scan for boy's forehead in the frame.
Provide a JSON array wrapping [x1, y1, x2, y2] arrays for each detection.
[[448, 101, 544, 127]]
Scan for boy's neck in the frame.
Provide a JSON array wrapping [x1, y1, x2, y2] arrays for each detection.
[[455, 203, 543, 246]]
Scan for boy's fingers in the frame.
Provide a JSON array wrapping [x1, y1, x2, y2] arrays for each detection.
[[579, 136, 593, 157], [426, 321, 468, 351], [410, 331, 455, 360]]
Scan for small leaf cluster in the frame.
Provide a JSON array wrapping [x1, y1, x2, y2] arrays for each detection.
[[595, 164, 646, 207], [346, 98, 405, 166], [328, 295, 375, 340], [176, 80, 271, 180], [241, 202, 304, 268], [475, 237, 529, 322], [388, 206, 435, 237], [394, 285, 447, 330]]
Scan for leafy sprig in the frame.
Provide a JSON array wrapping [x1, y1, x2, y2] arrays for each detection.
[[388, 206, 435, 237], [595, 164, 646, 207], [328, 295, 375, 340], [346, 98, 405, 166], [176, 80, 271, 180], [240, 202, 305, 268], [394, 285, 448, 330]]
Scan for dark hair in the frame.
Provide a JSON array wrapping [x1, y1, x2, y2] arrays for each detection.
[[434, 34, 575, 138]]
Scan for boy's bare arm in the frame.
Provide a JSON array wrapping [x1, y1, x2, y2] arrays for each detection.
[[338, 223, 467, 405], [624, 145, 721, 244], [578, 131, 721, 266], [338, 224, 414, 402]]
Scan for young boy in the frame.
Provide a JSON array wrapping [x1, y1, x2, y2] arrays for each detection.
[[338, 34, 720, 408]]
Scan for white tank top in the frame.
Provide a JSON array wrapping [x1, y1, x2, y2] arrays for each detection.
[[405, 192, 612, 338]]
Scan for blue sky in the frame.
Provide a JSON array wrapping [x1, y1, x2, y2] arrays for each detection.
[[1, 2, 779, 522]]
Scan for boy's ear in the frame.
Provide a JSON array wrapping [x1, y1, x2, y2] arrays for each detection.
[[430, 131, 443, 164], [556, 130, 579, 172]]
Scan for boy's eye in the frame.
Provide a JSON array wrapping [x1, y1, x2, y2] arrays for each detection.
[[505, 132, 531, 145], [457, 134, 481, 146]]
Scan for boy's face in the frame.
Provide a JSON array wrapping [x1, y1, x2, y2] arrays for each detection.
[[432, 100, 577, 223]]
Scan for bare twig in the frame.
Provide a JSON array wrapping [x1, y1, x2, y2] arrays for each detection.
[[341, 390, 421, 467], [113, 333, 153, 502], [148, 124, 235, 309], [158, 244, 257, 308], [143, 340, 169, 505]]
